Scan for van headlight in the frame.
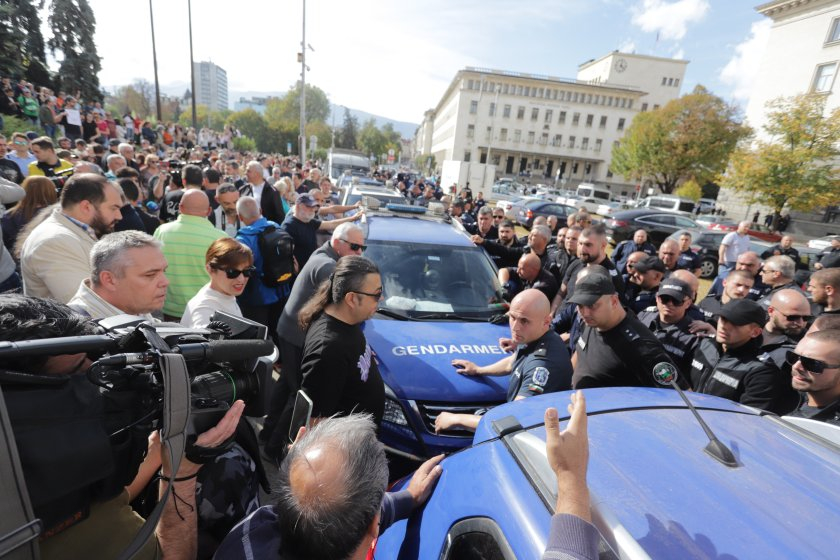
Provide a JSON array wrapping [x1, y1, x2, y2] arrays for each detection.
[[383, 384, 409, 426]]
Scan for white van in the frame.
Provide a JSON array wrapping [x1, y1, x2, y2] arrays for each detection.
[[573, 183, 612, 212], [637, 195, 696, 215]]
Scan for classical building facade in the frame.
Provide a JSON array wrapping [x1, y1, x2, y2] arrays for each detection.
[[416, 52, 687, 196], [193, 61, 229, 111], [716, 0, 840, 232]]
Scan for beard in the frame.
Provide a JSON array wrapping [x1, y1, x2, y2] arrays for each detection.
[[90, 209, 116, 238]]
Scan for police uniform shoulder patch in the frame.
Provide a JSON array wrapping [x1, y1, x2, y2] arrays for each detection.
[[609, 268, 618, 277], [652, 362, 678, 386], [757, 352, 771, 363], [643, 305, 657, 312], [532, 366, 550, 387], [534, 344, 548, 358], [621, 326, 641, 342]]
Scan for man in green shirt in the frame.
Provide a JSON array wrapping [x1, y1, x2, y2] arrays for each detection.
[[153, 189, 226, 320]]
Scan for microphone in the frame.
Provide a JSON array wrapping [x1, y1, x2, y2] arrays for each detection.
[[0, 335, 118, 357], [171, 339, 275, 363]]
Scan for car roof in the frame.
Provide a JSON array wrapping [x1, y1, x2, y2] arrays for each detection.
[[611, 208, 680, 219], [363, 211, 473, 246]]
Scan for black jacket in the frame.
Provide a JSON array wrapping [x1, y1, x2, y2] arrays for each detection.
[[239, 181, 285, 225], [690, 335, 789, 414]]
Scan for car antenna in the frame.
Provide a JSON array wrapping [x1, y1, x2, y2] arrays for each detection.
[[653, 363, 739, 468]]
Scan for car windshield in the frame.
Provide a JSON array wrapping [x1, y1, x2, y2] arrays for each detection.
[[347, 192, 406, 205], [364, 240, 506, 320]]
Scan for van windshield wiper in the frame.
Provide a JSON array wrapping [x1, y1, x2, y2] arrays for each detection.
[[374, 308, 410, 321], [410, 312, 489, 322]]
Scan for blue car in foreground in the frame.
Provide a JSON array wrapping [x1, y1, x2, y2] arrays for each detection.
[[375, 387, 840, 559], [359, 205, 511, 460]]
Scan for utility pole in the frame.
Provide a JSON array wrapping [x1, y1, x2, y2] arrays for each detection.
[[149, 0, 162, 122], [299, 0, 307, 159], [188, 0, 197, 129]]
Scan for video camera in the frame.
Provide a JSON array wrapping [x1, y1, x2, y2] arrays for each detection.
[[0, 312, 275, 548], [43, 166, 74, 195]]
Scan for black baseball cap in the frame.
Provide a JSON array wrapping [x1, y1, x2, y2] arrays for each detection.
[[658, 278, 691, 301], [296, 194, 319, 207], [567, 273, 616, 306], [718, 298, 767, 326], [634, 256, 666, 274]]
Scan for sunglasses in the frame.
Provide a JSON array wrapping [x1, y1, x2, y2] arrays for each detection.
[[340, 239, 367, 251], [777, 312, 811, 323], [214, 265, 256, 279], [785, 351, 840, 374], [657, 295, 685, 306], [353, 289, 383, 299], [493, 215, 504, 220]]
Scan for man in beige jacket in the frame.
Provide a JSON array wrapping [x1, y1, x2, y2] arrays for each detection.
[[21, 173, 123, 303]]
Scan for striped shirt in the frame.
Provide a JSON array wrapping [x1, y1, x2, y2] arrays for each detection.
[[153, 213, 226, 317]]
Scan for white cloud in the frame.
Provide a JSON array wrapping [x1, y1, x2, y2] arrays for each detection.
[[719, 19, 772, 101], [618, 38, 637, 53], [631, 0, 710, 41]]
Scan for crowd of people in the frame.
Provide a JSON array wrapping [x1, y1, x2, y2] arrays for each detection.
[[1, 122, 840, 559]]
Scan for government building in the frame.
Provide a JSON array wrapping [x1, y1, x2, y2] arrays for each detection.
[[415, 52, 688, 197]]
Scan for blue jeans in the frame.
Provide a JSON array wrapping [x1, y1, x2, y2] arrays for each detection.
[[0, 271, 22, 293]]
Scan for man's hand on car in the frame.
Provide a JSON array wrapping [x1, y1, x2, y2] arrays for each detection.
[[452, 359, 480, 375], [405, 454, 445, 506]]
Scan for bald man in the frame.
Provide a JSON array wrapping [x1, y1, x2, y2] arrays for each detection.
[[434, 289, 572, 433], [498, 252, 559, 303], [762, 289, 813, 369], [153, 189, 227, 320]]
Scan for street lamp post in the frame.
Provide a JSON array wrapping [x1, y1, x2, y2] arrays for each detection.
[[187, 0, 197, 129], [149, 0, 162, 122]]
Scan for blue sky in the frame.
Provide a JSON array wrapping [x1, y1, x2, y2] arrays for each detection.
[[85, 0, 770, 126]]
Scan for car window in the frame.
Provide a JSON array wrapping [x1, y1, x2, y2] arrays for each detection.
[[440, 518, 517, 560], [364, 240, 506, 319], [675, 216, 699, 228], [594, 191, 610, 201], [639, 214, 676, 226], [678, 201, 696, 212]]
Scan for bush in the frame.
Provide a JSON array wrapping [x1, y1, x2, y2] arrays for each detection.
[[232, 135, 257, 152], [1, 115, 40, 136]]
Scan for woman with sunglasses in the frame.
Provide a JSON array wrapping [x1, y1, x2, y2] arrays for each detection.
[[181, 237, 254, 328]]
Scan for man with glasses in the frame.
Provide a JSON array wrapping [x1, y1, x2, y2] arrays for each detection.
[[757, 255, 805, 309], [690, 298, 791, 413], [5, 132, 35, 178], [761, 290, 813, 410], [265, 223, 368, 462], [637, 278, 701, 377], [787, 329, 840, 425], [280, 193, 363, 270], [211, 183, 241, 237]]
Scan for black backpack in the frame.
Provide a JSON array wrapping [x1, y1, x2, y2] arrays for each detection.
[[258, 225, 295, 287]]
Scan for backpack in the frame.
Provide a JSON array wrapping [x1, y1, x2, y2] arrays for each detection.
[[258, 225, 295, 287]]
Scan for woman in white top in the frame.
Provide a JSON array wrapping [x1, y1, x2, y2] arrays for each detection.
[[181, 238, 254, 328]]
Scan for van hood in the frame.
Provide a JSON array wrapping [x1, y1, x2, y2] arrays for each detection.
[[363, 319, 510, 402]]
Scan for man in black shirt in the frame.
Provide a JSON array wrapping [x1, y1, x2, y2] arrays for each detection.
[[499, 253, 559, 303], [675, 231, 701, 276], [474, 224, 551, 271], [814, 236, 840, 270], [788, 330, 840, 425], [625, 255, 666, 313], [464, 206, 498, 240], [809, 268, 840, 315], [489, 219, 523, 269], [699, 269, 755, 325], [760, 235, 799, 262], [570, 272, 686, 389], [636, 278, 701, 377], [434, 289, 573, 433], [280, 194, 363, 269], [559, 225, 625, 310]]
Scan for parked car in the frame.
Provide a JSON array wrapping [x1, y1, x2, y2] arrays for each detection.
[[605, 209, 700, 246], [512, 199, 578, 229], [339, 178, 406, 207], [666, 229, 727, 279], [635, 195, 697, 215], [375, 387, 840, 559], [489, 182, 524, 202], [694, 214, 720, 228], [595, 200, 629, 217], [808, 234, 840, 250], [697, 197, 717, 214]]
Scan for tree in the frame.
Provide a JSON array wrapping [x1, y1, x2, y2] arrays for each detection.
[[338, 107, 358, 149], [721, 93, 840, 223], [357, 118, 401, 162], [48, 0, 102, 101], [110, 83, 151, 119], [264, 82, 330, 128], [674, 178, 701, 201], [611, 85, 749, 194], [0, 0, 49, 82]]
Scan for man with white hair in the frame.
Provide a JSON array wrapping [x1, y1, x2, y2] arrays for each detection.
[[239, 160, 285, 224], [118, 142, 140, 171], [263, 222, 368, 461], [757, 255, 806, 309], [104, 153, 126, 178]]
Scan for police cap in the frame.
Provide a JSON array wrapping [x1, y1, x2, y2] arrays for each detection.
[[718, 298, 767, 326], [567, 273, 616, 306], [634, 256, 666, 274]]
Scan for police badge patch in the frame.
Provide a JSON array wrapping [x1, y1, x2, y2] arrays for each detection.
[[532, 367, 550, 386], [652, 362, 678, 386]]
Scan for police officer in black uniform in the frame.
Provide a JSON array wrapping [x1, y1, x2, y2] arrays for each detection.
[[433, 289, 573, 433], [624, 255, 666, 313], [691, 298, 792, 414], [569, 273, 688, 389], [636, 278, 701, 377], [699, 269, 755, 325]]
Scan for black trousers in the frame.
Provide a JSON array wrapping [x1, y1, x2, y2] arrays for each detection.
[[262, 340, 303, 460]]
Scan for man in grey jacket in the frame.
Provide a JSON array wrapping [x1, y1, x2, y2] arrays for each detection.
[[0, 176, 24, 292]]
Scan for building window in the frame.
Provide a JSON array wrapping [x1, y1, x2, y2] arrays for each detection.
[[572, 162, 579, 174], [813, 63, 838, 92], [489, 102, 496, 117], [517, 106, 525, 119], [470, 100, 478, 114], [486, 126, 492, 141], [667, 78, 674, 86], [568, 136, 576, 149], [617, 118, 626, 131], [594, 95, 600, 105], [541, 132, 548, 145], [586, 94, 593, 104], [572, 92, 579, 102], [572, 113, 580, 126], [641, 102, 648, 111], [502, 83, 509, 94], [503, 104, 511, 118], [599, 115, 607, 129], [608, 96, 614, 107], [595, 139, 602, 152], [514, 129, 521, 142], [620, 98, 627, 108], [524, 86, 530, 96], [653, 104, 660, 110], [581, 137, 589, 150], [531, 88, 537, 97], [492, 154, 501, 165], [516, 85, 523, 95], [662, 77, 668, 85], [500, 128, 508, 141], [545, 109, 553, 122], [606, 169, 613, 178], [527, 131, 535, 144], [467, 79, 474, 90], [828, 18, 840, 44], [538, 88, 544, 97], [464, 150, 471, 162], [674, 78, 680, 87], [531, 108, 539, 121], [585, 114, 594, 127], [628, 100, 633, 109], [559, 111, 566, 124], [467, 124, 475, 138], [552, 134, 562, 146]]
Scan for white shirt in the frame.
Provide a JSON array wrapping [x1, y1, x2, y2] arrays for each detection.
[[246, 182, 264, 206], [721, 231, 751, 263], [181, 283, 242, 328]]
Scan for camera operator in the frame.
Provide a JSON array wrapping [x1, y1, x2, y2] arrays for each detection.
[[27, 136, 74, 178], [0, 293, 244, 560]]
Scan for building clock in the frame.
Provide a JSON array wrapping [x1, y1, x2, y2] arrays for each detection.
[[614, 58, 628, 73]]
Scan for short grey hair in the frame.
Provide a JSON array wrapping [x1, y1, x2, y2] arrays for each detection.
[[236, 196, 260, 220], [477, 205, 493, 217], [331, 222, 363, 243], [106, 153, 126, 166], [765, 255, 795, 279], [275, 414, 388, 560], [245, 160, 263, 175], [531, 224, 551, 242], [118, 143, 133, 154], [90, 231, 161, 286]]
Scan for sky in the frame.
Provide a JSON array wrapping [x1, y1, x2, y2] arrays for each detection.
[[80, 0, 771, 126]]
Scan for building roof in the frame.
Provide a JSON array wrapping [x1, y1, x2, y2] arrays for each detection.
[[756, 0, 837, 19], [577, 50, 690, 70]]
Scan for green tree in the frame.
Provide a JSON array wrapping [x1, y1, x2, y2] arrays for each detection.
[[721, 93, 840, 222], [179, 105, 231, 129], [674, 178, 701, 201], [338, 107, 358, 149], [357, 118, 401, 162], [48, 0, 102, 101], [611, 85, 749, 194], [264, 82, 330, 128], [0, 0, 49, 82]]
